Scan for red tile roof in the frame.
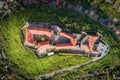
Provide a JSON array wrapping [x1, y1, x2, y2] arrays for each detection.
[[25, 27, 100, 54], [115, 29, 120, 35], [25, 27, 77, 52], [59, 32, 77, 46], [27, 27, 53, 37], [82, 35, 99, 54], [89, 35, 99, 49]]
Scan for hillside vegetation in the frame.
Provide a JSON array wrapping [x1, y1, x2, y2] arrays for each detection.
[[0, 1, 120, 79]]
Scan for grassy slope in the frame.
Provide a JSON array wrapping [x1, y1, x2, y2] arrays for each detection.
[[0, 5, 91, 78]]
